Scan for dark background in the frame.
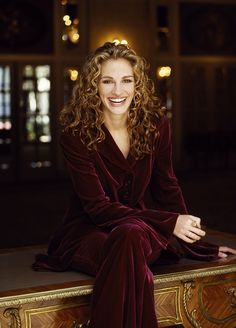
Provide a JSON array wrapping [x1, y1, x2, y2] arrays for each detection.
[[0, 0, 236, 249]]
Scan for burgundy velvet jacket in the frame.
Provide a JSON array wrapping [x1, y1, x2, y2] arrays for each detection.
[[34, 116, 219, 271]]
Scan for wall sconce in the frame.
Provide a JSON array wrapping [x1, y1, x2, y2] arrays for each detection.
[[112, 39, 128, 46], [68, 69, 79, 81], [156, 66, 171, 79], [61, 0, 80, 45]]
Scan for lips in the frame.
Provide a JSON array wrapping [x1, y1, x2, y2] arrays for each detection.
[[109, 97, 126, 104]]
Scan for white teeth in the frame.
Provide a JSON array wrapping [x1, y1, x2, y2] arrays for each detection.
[[109, 98, 126, 103]]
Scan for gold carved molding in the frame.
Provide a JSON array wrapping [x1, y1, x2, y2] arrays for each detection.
[[1, 263, 235, 308], [154, 286, 182, 325], [183, 281, 202, 328], [73, 319, 90, 328], [0, 285, 93, 308], [225, 287, 236, 307], [24, 302, 90, 328], [154, 263, 236, 285], [3, 307, 21, 328]]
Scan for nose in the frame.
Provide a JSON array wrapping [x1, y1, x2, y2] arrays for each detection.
[[112, 82, 123, 95]]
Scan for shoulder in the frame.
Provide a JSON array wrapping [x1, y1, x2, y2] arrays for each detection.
[[60, 129, 89, 154], [154, 113, 171, 137]]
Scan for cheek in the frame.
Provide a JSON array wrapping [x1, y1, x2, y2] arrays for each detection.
[[128, 85, 135, 97], [98, 85, 112, 97]]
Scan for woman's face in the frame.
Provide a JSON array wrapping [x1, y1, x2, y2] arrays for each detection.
[[98, 58, 135, 118]]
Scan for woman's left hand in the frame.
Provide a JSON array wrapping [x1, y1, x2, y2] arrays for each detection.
[[218, 246, 236, 258]]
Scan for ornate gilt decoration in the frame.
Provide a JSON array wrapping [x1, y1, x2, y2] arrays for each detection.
[[73, 319, 90, 328], [3, 307, 21, 328], [1, 263, 236, 308], [24, 301, 90, 327], [0, 285, 93, 308], [225, 287, 236, 307], [183, 281, 202, 328], [154, 263, 236, 285], [154, 286, 182, 325]]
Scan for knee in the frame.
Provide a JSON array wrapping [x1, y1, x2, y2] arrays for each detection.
[[110, 222, 149, 249]]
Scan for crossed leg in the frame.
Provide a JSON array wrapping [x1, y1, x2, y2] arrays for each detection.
[[71, 218, 164, 328]]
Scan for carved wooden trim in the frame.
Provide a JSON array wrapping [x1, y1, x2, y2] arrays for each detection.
[[0, 285, 93, 307], [225, 287, 236, 307], [154, 263, 236, 285], [183, 281, 202, 328], [73, 320, 90, 328], [3, 307, 21, 328], [24, 302, 89, 327], [1, 263, 236, 308], [154, 286, 183, 324]]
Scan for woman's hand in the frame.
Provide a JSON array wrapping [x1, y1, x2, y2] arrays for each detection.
[[218, 246, 236, 258], [173, 214, 206, 243]]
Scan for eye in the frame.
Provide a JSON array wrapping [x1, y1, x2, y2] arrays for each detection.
[[101, 79, 114, 84], [122, 78, 134, 83]]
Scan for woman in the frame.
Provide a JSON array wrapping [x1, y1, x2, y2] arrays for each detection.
[[34, 42, 236, 328]]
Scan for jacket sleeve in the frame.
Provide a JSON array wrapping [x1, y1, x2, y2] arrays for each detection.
[[60, 131, 179, 248], [148, 117, 219, 260], [149, 116, 188, 214]]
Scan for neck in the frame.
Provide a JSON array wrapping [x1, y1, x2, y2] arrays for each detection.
[[103, 112, 128, 132]]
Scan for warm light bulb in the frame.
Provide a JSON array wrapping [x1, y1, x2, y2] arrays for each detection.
[[65, 19, 72, 26], [112, 39, 120, 45], [62, 34, 68, 41], [63, 15, 70, 22], [157, 66, 171, 78], [69, 69, 79, 81]]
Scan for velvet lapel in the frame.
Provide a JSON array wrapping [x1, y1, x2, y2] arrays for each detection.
[[96, 125, 136, 171]]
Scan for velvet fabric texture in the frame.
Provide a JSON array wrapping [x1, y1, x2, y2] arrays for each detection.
[[33, 116, 219, 328]]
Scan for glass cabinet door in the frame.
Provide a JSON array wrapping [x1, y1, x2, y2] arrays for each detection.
[[0, 64, 13, 181], [19, 64, 53, 179], [0, 63, 55, 182]]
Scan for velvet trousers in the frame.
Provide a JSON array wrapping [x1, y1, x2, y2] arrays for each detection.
[[71, 218, 164, 328]]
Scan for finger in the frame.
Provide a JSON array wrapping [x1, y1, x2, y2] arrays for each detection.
[[219, 246, 236, 255], [190, 216, 201, 228], [190, 227, 206, 237], [185, 231, 201, 241], [176, 233, 197, 244], [218, 251, 228, 258], [182, 235, 197, 243]]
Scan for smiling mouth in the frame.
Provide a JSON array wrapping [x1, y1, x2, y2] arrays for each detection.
[[109, 97, 126, 104]]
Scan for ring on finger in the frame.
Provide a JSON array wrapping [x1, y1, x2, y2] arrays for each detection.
[[191, 220, 197, 227]]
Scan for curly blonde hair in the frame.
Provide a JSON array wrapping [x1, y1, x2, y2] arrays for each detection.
[[60, 42, 165, 159]]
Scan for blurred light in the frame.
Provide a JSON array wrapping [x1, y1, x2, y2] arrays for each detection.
[[37, 77, 50, 92], [61, 0, 67, 5], [62, 34, 68, 41], [0, 121, 12, 130], [63, 15, 70, 22], [0, 163, 9, 170], [113, 39, 120, 45], [157, 66, 171, 78], [68, 69, 79, 81], [65, 20, 72, 26], [61, 2, 80, 45], [73, 18, 79, 25], [30, 161, 51, 168], [67, 26, 80, 44], [39, 135, 51, 143], [70, 32, 80, 43], [112, 39, 128, 46]]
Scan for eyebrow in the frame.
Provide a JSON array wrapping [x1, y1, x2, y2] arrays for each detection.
[[100, 75, 134, 79]]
